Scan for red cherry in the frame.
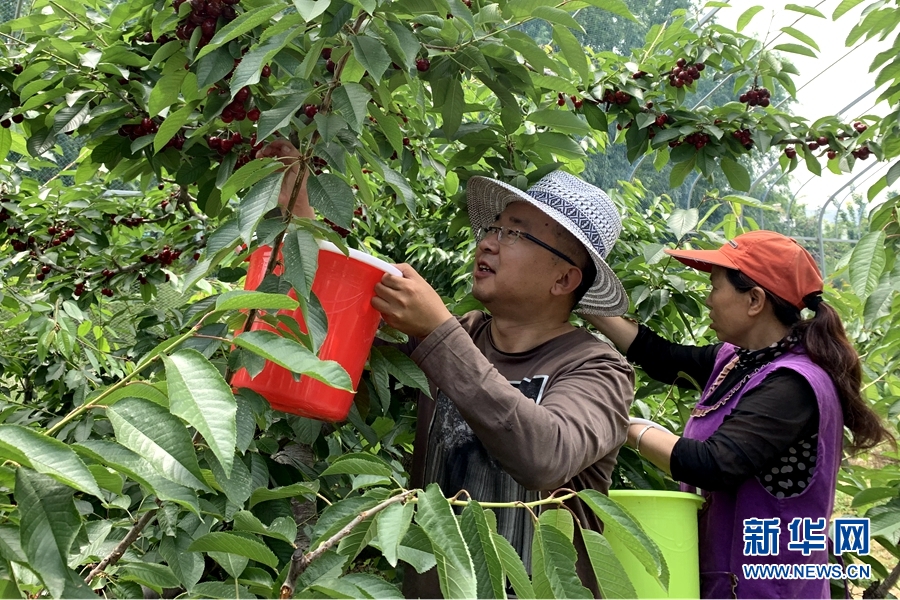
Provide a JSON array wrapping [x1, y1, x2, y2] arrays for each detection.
[[247, 107, 261, 121], [11, 114, 23, 124], [304, 104, 319, 119], [261, 64, 271, 77], [827, 150, 837, 159], [235, 86, 250, 102], [231, 132, 243, 144], [208, 136, 221, 148], [322, 47, 332, 60], [415, 58, 430, 72]]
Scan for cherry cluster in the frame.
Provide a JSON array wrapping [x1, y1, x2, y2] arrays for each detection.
[[172, 0, 240, 47], [602, 89, 632, 106], [118, 117, 154, 139], [807, 135, 828, 150], [739, 86, 771, 108], [851, 145, 871, 160], [668, 58, 704, 88], [669, 132, 711, 150], [853, 121, 867, 133], [208, 132, 263, 167], [111, 215, 146, 227], [218, 86, 259, 123], [557, 93, 583, 109], [141, 245, 182, 266], [732, 128, 753, 149]]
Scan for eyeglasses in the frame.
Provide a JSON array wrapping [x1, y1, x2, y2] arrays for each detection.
[[477, 225, 577, 267]]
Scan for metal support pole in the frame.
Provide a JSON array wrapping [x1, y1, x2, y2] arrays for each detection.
[[816, 161, 879, 275]]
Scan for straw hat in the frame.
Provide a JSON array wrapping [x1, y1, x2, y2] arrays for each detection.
[[467, 171, 628, 316]]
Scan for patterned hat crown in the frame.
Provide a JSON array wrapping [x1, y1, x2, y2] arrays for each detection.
[[467, 170, 628, 316]]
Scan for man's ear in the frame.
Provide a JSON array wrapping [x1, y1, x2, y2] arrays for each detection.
[[551, 266, 583, 298], [747, 286, 767, 317]]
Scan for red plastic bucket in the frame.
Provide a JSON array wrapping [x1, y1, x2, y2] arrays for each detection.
[[231, 241, 401, 421]]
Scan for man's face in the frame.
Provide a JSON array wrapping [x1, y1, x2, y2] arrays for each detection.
[[472, 202, 573, 310]]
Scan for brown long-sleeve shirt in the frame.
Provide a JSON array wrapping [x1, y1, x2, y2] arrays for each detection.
[[403, 312, 634, 597]]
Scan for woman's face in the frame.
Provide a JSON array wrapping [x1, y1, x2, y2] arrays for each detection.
[[706, 266, 752, 345]]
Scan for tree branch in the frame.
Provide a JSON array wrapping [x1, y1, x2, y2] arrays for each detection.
[[84, 509, 158, 584], [280, 490, 417, 598]]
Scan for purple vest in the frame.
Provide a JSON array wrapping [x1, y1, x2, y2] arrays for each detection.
[[681, 344, 843, 599]]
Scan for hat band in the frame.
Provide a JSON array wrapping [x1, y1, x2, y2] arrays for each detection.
[[528, 189, 611, 258]]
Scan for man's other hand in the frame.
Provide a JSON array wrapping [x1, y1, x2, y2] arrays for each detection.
[[257, 140, 313, 219], [372, 264, 453, 339]]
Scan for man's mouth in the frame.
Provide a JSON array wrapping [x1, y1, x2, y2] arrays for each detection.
[[476, 262, 494, 273]]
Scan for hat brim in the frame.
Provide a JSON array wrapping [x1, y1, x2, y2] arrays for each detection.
[[467, 176, 628, 316], [664, 248, 739, 272]]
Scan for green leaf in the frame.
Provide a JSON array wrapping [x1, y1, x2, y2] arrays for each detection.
[[779, 26, 820, 51], [188, 532, 279, 568], [294, 0, 332, 21], [107, 397, 209, 491], [851, 486, 898, 508], [375, 502, 414, 567], [669, 157, 695, 188], [195, 4, 286, 60], [833, 0, 865, 19], [332, 83, 371, 132], [666, 208, 699, 240], [216, 290, 299, 312], [238, 171, 285, 245], [578, 489, 668, 591], [391, 525, 437, 575], [582, 529, 636, 599], [16, 469, 94, 598], [257, 94, 307, 141], [442, 78, 465, 140], [849, 230, 886, 298], [528, 109, 591, 136], [886, 159, 900, 186], [785, 4, 825, 17], [370, 346, 431, 396], [163, 350, 237, 477], [249, 480, 320, 507], [415, 484, 477, 599], [149, 57, 188, 116], [341, 574, 403, 598], [578, 0, 637, 22], [351, 34, 392, 84], [160, 533, 204, 590], [721, 156, 751, 191], [119, 562, 181, 591], [230, 25, 302, 93], [221, 158, 283, 202], [233, 330, 353, 390], [773, 43, 817, 57], [74, 440, 200, 514], [552, 25, 589, 84], [320, 452, 393, 478], [307, 173, 356, 229], [153, 104, 193, 153], [233, 511, 297, 544], [0, 424, 103, 500], [737, 5, 764, 31], [531, 6, 583, 31], [0, 128, 11, 162], [535, 132, 586, 159], [532, 514, 591, 599], [282, 228, 319, 301], [492, 530, 535, 598], [461, 502, 506, 599]]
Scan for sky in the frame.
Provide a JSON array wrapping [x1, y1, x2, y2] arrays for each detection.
[[707, 0, 897, 220]]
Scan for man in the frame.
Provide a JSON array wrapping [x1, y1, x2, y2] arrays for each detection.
[[261, 141, 634, 597]]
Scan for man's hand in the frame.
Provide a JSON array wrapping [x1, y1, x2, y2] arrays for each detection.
[[257, 140, 313, 219], [372, 264, 453, 339]]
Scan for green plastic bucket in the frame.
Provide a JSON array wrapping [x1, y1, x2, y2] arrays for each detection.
[[606, 490, 705, 598]]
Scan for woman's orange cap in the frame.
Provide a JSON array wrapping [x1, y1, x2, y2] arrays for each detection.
[[664, 230, 823, 309]]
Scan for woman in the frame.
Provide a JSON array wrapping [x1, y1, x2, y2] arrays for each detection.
[[585, 230, 892, 599]]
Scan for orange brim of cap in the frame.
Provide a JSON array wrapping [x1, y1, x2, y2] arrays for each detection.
[[664, 248, 739, 272]]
